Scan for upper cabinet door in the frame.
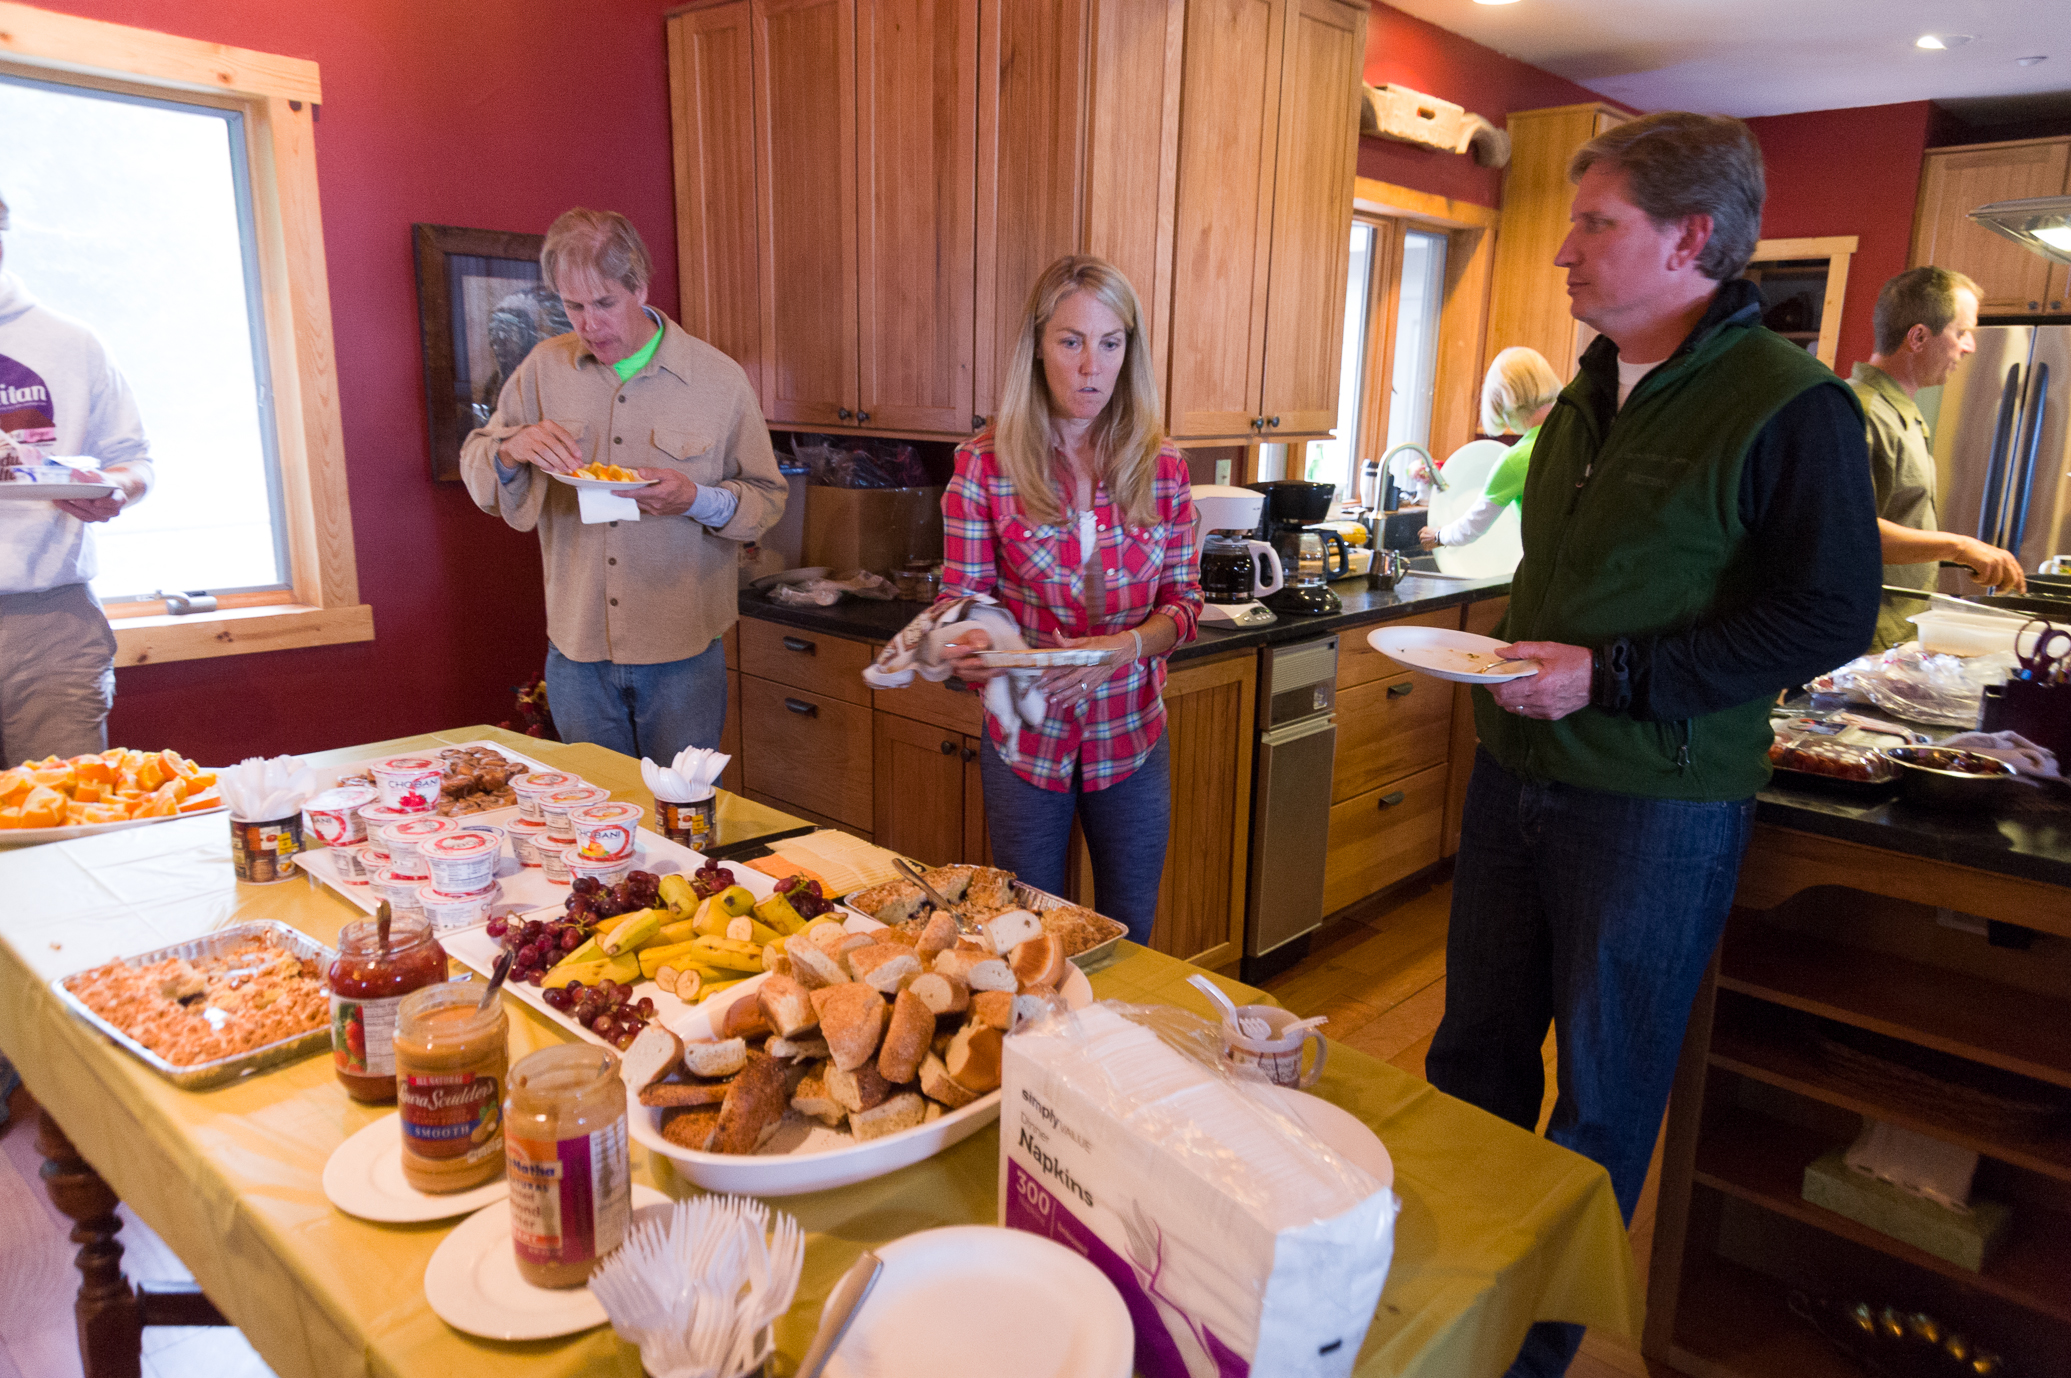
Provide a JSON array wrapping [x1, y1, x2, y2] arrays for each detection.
[[669, 4, 762, 374], [754, 0, 859, 426], [855, 0, 980, 433], [1165, 0, 1286, 441], [1913, 139, 2071, 317], [1258, 0, 1366, 438]]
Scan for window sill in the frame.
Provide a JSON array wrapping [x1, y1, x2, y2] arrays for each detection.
[[112, 602, 374, 667]]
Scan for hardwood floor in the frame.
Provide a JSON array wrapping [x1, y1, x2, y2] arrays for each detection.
[[1, 867, 1681, 1377]]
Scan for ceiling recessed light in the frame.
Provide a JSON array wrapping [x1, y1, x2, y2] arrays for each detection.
[[1917, 34, 1975, 49], [1473, 0, 1523, 5], [1916, 35, 1945, 49]]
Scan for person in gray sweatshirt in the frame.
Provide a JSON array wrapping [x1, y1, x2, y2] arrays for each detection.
[[0, 185, 154, 770]]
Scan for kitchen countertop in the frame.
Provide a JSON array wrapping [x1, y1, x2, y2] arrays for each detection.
[[1755, 776, 2071, 889], [737, 570, 1514, 664]]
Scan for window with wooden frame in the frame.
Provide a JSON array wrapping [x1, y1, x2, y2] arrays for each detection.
[[0, 3, 369, 666]]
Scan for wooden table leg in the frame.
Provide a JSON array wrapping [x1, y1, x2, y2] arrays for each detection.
[[34, 1107, 230, 1378]]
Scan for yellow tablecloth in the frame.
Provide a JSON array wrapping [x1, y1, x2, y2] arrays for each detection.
[[0, 727, 1638, 1378]]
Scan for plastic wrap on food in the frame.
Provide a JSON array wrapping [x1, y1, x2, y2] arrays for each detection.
[[1812, 645, 2018, 727], [1767, 725, 1899, 784], [1000, 1001, 1397, 1378]]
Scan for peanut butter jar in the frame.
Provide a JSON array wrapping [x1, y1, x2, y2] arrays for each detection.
[[504, 1044, 628, 1287], [394, 982, 509, 1194]]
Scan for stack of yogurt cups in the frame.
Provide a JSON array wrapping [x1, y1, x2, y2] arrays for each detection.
[[535, 784, 611, 885], [564, 800, 645, 888], [345, 754, 511, 929]]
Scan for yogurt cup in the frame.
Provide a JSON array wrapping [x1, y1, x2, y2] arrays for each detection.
[[454, 821, 507, 850], [538, 841, 574, 885], [358, 846, 394, 878], [370, 866, 427, 913], [380, 816, 460, 879], [512, 771, 583, 821], [330, 841, 372, 885], [359, 802, 423, 844], [538, 786, 611, 842], [569, 801, 642, 861], [416, 882, 499, 933], [505, 817, 551, 867], [370, 755, 446, 812], [421, 830, 502, 893], [303, 784, 377, 846], [564, 845, 638, 890]]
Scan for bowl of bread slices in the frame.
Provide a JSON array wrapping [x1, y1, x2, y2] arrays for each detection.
[[626, 863, 1105, 1195]]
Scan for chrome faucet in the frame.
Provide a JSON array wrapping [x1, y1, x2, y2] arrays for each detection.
[[1381, 442, 1446, 493]]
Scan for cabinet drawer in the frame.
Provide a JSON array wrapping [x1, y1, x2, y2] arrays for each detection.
[[739, 675, 874, 830], [1333, 668, 1452, 802], [1338, 607, 1460, 691], [874, 671, 985, 736], [743, 789, 871, 844], [1322, 762, 1448, 917], [739, 618, 875, 704]]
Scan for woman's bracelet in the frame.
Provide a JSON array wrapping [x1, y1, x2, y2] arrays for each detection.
[[1129, 629, 1144, 662]]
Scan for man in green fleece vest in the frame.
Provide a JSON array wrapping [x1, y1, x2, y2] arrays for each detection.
[[1425, 112, 1880, 1378]]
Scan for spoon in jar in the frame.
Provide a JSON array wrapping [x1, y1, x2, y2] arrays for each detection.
[[375, 900, 392, 955], [478, 949, 515, 1011]]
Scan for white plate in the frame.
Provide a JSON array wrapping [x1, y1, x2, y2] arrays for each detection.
[[630, 964, 1093, 1197], [322, 1113, 508, 1222], [0, 798, 228, 849], [824, 1226, 1132, 1378], [1367, 626, 1539, 684], [0, 480, 118, 500], [423, 1184, 670, 1341], [548, 471, 656, 492], [1267, 1085, 1393, 1190]]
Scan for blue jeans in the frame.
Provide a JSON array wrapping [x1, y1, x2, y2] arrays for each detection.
[[544, 639, 726, 765], [1428, 750, 1753, 1378], [978, 732, 1170, 944]]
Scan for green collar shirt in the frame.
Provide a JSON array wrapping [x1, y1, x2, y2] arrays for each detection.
[[1848, 361, 1937, 649]]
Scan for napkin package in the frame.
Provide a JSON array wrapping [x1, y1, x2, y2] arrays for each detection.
[[1000, 1003, 1396, 1378]]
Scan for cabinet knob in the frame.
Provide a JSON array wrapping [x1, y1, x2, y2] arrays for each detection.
[[1250, 417, 1264, 431], [783, 697, 818, 717], [940, 740, 957, 755], [2055, 301, 2064, 311], [1268, 416, 1281, 428], [857, 410, 871, 424], [2029, 302, 2040, 311], [837, 407, 853, 421], [781, 636, 815, 654], [972, 414, 987, 430], [1387, 681, 1414, 698], [962, 746, 978, 763], [1377, 790, 1406, 808]]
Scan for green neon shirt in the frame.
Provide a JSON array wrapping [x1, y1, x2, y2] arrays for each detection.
[[612, 318, 664, 381], [1482, 425, 1539, 510]]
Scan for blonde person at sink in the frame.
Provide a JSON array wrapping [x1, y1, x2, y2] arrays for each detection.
[[1417, 347, 1560, 551], [936, 256, 1203, 945]]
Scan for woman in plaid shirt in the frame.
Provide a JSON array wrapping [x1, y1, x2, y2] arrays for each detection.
[[940, 256, 1203, 943]]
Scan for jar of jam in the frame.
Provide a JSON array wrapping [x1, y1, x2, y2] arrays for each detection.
[[394, 982, 509, 1194], [326, 914, 448, 1103], [505, 1044, 629, 1287]]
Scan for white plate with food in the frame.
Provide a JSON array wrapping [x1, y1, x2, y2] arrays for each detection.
[[0, 748, 224, 847], [1268, 1086, 1393, 1189], [1367, 626, 1540, 684], [822, 1225, 1132, 1378], [323, 1114, 509, 1223], [423, 1184, 671, 1341], [548, 470, 655, 492], [0, 479, 117, 500]]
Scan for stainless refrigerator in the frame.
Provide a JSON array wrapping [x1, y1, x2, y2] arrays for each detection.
[[1929, 325, 2071, 581]]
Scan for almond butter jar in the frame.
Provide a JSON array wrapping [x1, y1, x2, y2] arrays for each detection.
[[394, 982, 509, 1194], [504, 1044, 629, 1287]]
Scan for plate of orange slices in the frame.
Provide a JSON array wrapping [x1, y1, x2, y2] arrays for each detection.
[[0, 748, 224, 846], [551, 462, 654, 492]]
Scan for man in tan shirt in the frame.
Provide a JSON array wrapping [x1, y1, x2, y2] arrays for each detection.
[[460, 209, 784, 760], [1850, 266, 2024, 651]]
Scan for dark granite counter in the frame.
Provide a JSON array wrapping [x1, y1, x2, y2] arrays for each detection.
[[737, 570, 1513, 665], [1754, 779, 2071, 889]]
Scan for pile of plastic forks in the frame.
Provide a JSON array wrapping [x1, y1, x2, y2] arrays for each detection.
[[590, 1196, 804, 1378]]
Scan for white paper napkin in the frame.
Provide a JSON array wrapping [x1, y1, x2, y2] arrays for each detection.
[[218, 755, 317, 822], [578, 485, 642, 524], [642, 746, 730, 804]]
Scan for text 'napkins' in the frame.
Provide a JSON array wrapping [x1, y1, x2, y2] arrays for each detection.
[[1001, 1003, 1397, 1378]]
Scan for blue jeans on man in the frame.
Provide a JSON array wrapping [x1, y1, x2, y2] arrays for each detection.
[[1428, 750, 1754, 1377], [544, 637, 727, 764], [978, 732, 1170, 945]]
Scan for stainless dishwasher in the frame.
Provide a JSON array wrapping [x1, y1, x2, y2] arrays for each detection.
[[1241, 634, 1338, 984]]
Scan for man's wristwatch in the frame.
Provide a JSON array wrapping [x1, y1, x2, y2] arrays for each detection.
[[1591, 638, 1633, 713]]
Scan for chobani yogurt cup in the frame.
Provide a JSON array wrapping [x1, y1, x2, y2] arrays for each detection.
[[421, 830, 501, 893], [417, 882, 499, 932], [370, 866, 427, 913], [331, 841, 372, 885], [454, 821, 507, 850], [569, 801, 642, 861], [370, 755, 446, 812], [512, 771, 583, 821], [505, 817, 551, 867], [538, 786, 611, 842], [359, 802, 423, 844], [538, 841, 574, 885], [358, 846, 394, 878], [564, 845, 638, 889], [302, 784, 377, 846], [380, 816, 460, 879]]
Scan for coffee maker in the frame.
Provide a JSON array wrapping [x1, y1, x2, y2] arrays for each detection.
[[1247, 480, 1342, 615], [1192, 485, 1282, 627]]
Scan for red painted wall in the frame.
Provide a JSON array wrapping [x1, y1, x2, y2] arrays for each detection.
[[1745, 101, 1935, 376], [29, 0, 681, 764], [1358, 2, 1614, 208]]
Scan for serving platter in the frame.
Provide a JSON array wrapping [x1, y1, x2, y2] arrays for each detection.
[[0, 798, 227, 849]]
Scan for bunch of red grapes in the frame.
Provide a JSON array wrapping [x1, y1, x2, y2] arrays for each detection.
[[773, 872, 837, 919], [484, 871, 665, 1048], [545, 978, 654, 1048], [689, 857, 737, 898]]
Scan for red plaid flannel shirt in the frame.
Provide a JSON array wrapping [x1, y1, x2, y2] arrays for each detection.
[[940, 433, 1202, 792]]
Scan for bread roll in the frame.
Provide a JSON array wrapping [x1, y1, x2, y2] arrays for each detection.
[[790, 1069, 845, 1127], [711, 1052, 791, 1154], [981, 908, 1044, 956], [719, 996, 771, 1043], [659, 1104, 723, 1150], [907, 970, 970, 1016], [811, 982, 888, 1071], [638, 1078, 733, 1108], [1012, 985, 1066, 1030], [969, 989, 1015, 1032], [933, 947, 1016, 993], [825, 1058, 892, 1114], [945, 1022, 1004, 1094], [788, 942, 851, 989], [847, 943, 922, 994], [757, 972, 820, 1038], [682, 1037, 749, 1079], [849, 1091, 928, 1142], [919, 1052, 978, 1109], [915, 912, 961, 963], [767, 1035, 831, 1061], [620, 1024, 683, 1092], [877, 987, 934, 1084], [1009, 933, 1067, 989]]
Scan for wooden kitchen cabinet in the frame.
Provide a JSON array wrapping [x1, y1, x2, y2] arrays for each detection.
[[669, 2, 761, 370], [1333, 667, 1451, 802], [1321, 762, 1448, 917], [1486, 103, 1628, 381], [738, 617, 875, 704], [720, 624, 742, 794], [872, 714, 983, 866], [1912, 137, 2071, 317], [741, 682, 875, 829], [1165, 0, 1367, 442]]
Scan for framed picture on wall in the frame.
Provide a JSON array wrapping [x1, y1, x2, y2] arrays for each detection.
[[412, 223, 570, 482]]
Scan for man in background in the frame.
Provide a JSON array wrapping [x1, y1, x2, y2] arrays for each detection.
[[1852, 266, 2024, 651], [460, 208, 784, 763], [0, 185, 154, 771], [1426, 113, 1881, 1377]]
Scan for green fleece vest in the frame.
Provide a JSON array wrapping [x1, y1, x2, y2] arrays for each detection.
[[1475, 307, 1858, 801]]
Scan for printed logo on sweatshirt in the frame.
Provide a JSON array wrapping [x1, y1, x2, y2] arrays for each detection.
[[0, 354, 57, 444]]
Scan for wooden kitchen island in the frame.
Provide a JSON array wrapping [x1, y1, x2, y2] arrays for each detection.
[[1644, 780, 2071, 1377]]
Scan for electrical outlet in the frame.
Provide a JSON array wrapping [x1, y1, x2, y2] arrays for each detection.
[[1215, 458, 1232, 486]]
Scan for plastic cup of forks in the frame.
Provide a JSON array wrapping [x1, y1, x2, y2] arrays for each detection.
[[1220, 1004, 1328, 1089]]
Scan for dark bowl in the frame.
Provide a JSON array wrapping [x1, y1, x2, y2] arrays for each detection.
[[1883, 746, 2022, 811]]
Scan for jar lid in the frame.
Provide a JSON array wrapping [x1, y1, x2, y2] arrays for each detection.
[[422, 831, 498, 860], [417, 881, 496, 904], [570, 801, 643, 826], [504, 817, 549, 834], [397, 976, 507, 1034], [383, 817, 461, 844]]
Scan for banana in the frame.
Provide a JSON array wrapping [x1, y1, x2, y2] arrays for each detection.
[[692, 896, 733, 937], [754, 891, 807, 934], [687, 934, 764, 972], [600, 908, 665, 956], [637, 941, 727, 981], [658, 873, 698, 914], [717, 884, 759, 918], [726, 914, 783, 946]]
